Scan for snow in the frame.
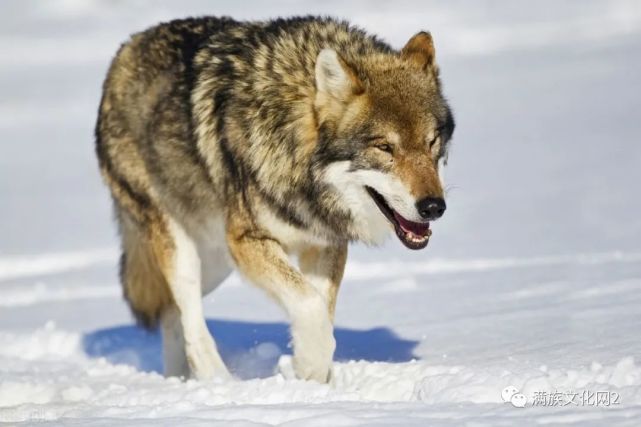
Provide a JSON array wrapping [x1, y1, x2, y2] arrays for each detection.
[[2, 0, 641, 425]]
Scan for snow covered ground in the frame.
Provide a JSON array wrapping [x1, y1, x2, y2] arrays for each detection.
[[1, 1, 641, 425]]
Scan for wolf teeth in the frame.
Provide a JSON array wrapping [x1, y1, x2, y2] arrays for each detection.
[[406, 232, 428, 243]]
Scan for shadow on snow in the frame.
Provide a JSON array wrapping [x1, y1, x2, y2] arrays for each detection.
[[83, 319, 419, 379]]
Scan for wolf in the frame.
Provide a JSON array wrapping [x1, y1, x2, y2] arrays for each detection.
[[95, 16, 454, 383]]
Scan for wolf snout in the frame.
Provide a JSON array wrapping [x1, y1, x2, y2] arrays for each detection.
[[416, 197, 446, 220]]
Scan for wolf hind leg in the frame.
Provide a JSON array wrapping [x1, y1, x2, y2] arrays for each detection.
[[165, 218, 230, 380], [119, 208, 228, 379], [118, 210, 189, 377], [160, 305, 189, 378]]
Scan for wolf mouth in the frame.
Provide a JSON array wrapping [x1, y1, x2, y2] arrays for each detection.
[[365, 187, 431, 250]]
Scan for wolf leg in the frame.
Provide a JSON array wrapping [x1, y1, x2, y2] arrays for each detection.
[[226, 216, 335, 383], [166, 218, 229, 380], [298, 244, 348, 323], [160, 305, 189, 378]]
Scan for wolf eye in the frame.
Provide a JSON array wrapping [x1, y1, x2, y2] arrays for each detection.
[[428, 135, 440, 148], [375, 143, 394, 154]]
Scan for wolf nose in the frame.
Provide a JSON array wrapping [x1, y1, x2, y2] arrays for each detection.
[[416, 197, 446, 220]]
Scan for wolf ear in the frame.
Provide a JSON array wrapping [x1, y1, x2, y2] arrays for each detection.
[[401, 32, 436, 72], [315, 49, 364, 101]]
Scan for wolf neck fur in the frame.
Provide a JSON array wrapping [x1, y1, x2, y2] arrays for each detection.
[[191, 18, 395, 243]]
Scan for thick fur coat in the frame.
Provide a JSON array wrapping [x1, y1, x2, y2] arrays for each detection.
[[96, 16, 454, 382]]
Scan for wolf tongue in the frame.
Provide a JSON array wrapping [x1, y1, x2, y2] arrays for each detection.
[[393, 212, 430, 236]]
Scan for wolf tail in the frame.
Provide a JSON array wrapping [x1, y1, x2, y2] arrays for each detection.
[[117, 209, 175, 329]]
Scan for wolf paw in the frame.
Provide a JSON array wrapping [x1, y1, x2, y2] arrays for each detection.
[[290, 317, 336, 383], [292, 355, 334, 383]]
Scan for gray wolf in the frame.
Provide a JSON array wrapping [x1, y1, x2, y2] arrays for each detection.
[[95, 16, 454, 383]]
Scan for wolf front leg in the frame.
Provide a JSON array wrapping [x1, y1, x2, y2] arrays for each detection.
[[299, 244, 348, 323], [226, 217, 336, 383]]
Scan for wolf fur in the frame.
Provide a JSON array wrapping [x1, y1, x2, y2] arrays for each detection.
[[95, 16, 454, 382]]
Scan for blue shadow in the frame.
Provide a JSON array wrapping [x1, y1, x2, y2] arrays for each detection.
[[83, 319, 419, 379]]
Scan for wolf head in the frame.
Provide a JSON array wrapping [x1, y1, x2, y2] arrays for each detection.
[[313, 32, 455, 250]]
